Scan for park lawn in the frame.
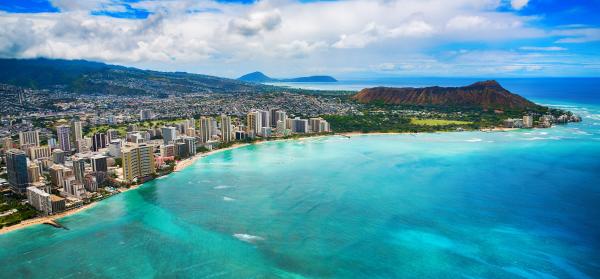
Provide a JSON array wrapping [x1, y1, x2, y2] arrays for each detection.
[[410, 118, 473, 126]]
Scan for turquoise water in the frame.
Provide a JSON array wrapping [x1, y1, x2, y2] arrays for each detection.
[[1, 80, 600, 278]]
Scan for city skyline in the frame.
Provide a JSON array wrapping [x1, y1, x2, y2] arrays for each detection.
[[1, 0, 599, 78]]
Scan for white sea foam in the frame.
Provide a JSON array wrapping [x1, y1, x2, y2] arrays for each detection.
[[214, 185, 233, 189], [465, 138, 482, 142], [223, 196, 235, 202], [233, 233, 264, 243]]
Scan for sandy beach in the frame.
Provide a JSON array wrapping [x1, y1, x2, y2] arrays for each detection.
[[0, 202, 99, 235]]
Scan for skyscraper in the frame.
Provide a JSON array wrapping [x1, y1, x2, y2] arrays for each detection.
[[198, 117, 213, 143], [92, 133, 108, 151], [259, 110, 270, 129], [56, 125, 71, 152], [275, 110, 287, 129], [71, 120, 83, 143], [161, 127, 177, 145], [246, 110, 262, 137], [91, 155, 108, 173], [269, 108, 279, 127], [221, 115, 233, 143], [122, 144, 156, 182], [72, 158, 86, 183], [52, 149, 65, 164], [6, 149, 29, 193], [19, 130, 40, 147]]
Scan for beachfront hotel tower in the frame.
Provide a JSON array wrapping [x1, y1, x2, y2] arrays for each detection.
[[122, 144, 156, 183], [221, 115, 233, 143], [198, 117, 213, 144], [6, 149, 29, 193], [246, 110, 262, 137]]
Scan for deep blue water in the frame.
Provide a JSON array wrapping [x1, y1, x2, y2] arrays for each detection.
[[0, 78, 599, 278]]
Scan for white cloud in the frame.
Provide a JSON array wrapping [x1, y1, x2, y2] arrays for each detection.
[[228, 10, 282, 37], [519, 46, 567, 51], [333, 20, 434, 48], [552, 27, 600, 43], [510, 0, 529, 10], [0, 0, 584, 77]]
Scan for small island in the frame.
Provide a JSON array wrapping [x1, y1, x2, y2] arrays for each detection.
[[238, 71, 337, 83]]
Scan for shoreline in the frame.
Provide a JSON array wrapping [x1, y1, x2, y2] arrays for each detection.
[[0, 127, 534, 235]]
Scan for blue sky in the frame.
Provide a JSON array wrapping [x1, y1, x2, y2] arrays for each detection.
[[0, 0, 599, 78]]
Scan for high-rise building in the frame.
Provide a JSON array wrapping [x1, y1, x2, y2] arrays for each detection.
[[160, 144, 175, 157], [63, 177, 86, 199], [292, 118, 309, 133], [523, 115, 533, 128], [246, 110, 262, 137], [27, 162, 41, 184], [92, 133, 108, 151], [269, 108, 279, 127], [71, 120, 83, 143], [198, 117, 213, 143], [73, 158, 86, 183], [27, 187, 52, 215], [28, 145, 51, 160], [109, 140, 122, 158], [161, 127, 177, 145], [122, 144, 156, 182], [47, 137, 57, 149], [275, 111, 287, 129], [6, 149, 29, 193], [186, 127, 196, 137], [19, 130, 40, 147], [309, 118, 330, 133], [91, 155, 108, 173], [175, 142, 188, 158], [52, 149, 65, 164], [259, 110, 270, 129], [56, 125, 71, 152], [183, 137, 196, 157], [221, 115, 233, 143], [49, 164, 66, 188], [107, 129, 120, 142], [140, 109, 154, 121], [83, 174, 98, 192]]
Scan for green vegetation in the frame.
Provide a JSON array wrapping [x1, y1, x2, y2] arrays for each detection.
[[0, 194, 39, 228], [411, 118, 473, 126]]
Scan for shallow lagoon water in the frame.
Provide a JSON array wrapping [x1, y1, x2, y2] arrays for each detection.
[[1, 79, 600, 278]]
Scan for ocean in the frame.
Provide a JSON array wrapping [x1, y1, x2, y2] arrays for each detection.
[[0, 78, 599, 278]]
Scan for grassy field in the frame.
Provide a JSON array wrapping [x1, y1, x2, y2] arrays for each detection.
[[410, 118, 473, 126]]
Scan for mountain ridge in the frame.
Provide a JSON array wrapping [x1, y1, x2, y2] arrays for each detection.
[[0, 58, 273, 96], [352, 80, 538, 109]]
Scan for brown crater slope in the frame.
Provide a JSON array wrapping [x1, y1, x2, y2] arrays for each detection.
[[351, 80, 538, 109]]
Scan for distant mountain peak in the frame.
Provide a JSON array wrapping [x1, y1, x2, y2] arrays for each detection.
[[238, 71, 337, 83], [238, 71, 275, 82]]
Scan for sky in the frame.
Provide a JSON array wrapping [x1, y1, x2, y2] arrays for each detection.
[[0, 0, 599, 79]]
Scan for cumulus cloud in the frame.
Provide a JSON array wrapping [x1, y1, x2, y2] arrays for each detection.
[[0, 0, 586, 76], [228, 10, 282, 37], [333, 20, 434, 48]]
